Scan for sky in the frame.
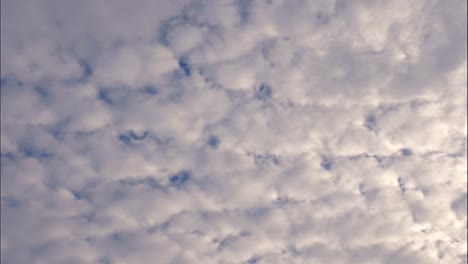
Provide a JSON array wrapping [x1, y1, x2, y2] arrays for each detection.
[[0, 0, 467, 263]]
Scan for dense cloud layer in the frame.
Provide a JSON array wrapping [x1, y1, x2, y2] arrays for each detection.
[[1, 0, 467, 263]]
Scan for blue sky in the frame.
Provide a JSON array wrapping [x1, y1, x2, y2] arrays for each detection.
[[1, 0, 467, 263]]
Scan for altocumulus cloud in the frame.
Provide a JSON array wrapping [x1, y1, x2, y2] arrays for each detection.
[[1, 0, 467, 263]]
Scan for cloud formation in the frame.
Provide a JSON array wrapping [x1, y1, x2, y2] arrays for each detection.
[[1, 0, 466, 263]]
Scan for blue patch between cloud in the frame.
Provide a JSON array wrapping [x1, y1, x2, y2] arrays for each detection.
[[49, 127, 64, 141], [237, 0, 252, 24], [400, 148, 412, 156], [169, 171, 191, 186], [17, 144, 52, 159], [247, 256, 259, 264], [118, 134, 131, 145], [48, 119, 71, 142], [98, 89, 113, 105], [207, 135, 220, 148], [159, 14, 190, 46], [320, 156, 333, 171], [34, 85, 49, 101], [397, 176, 406, 193], [129, 131, 148, 140], [78, 59, 93, 81], [143, 85, 158, 95], [159, 18, 176, 46], [71, 190, 89, 201], [119, 131, 149, 146], [178, 57, 191, 77], [255, 83, 272, 100], [364, 114, 377, 130]]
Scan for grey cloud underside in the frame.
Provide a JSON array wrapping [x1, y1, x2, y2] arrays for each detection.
[[1, 0, 467, 263]]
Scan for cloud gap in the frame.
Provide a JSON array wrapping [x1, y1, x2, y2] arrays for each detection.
[[97, 88, 113, 105], [143, 85, 158, 95], [17, 143, 53, 159], [207, 135, 220, 148], [169, 170, 191, 187], [255, 83, 272, 101], [320, 156, 334, 171], [178, 57, 191, 77]]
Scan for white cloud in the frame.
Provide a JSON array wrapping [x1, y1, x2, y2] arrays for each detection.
[[1, 0, 466, 263]]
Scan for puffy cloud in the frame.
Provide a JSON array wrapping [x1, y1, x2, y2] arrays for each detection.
[[1, 0, 466, 263]]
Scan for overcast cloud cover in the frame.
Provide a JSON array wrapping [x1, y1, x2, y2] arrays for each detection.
[[0, 0, 467, 263]]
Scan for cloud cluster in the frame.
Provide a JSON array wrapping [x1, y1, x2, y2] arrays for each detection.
[[1, 0, 466, 263]]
